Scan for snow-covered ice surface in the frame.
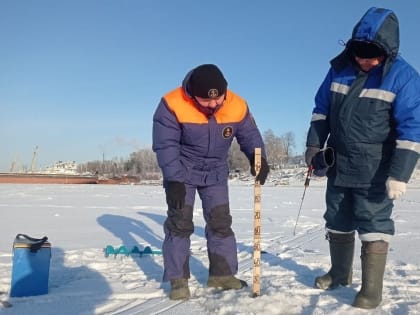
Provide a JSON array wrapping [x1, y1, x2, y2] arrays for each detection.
[[1, 171, 420, 314]]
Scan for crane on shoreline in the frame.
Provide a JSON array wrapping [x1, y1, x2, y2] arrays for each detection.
[[30, 145, 38, 173]]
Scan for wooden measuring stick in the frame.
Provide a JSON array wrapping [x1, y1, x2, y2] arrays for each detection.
[[252, 147, 262, 297]]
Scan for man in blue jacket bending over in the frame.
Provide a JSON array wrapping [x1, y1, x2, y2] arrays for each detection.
[[153, 64, 269, 300]]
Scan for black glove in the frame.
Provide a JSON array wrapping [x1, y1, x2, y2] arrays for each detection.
[[165, 181, 186, 209], [312, 147, 334, 169], [311, 147, 335, 177], [305, 146, 320, 167], [250, 157, 269, 185]]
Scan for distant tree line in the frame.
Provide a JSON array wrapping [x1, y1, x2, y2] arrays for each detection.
[[78, 129, 299, 179]]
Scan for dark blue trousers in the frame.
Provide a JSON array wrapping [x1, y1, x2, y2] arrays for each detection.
[[324, 179, 395, 238], [162, 182, 238, 281]]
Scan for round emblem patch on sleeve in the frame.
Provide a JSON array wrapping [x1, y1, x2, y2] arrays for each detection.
[[222, 126, 233, 139]]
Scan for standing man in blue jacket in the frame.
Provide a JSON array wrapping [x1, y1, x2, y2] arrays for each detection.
[[305, 7, 420, 309], [153, 64, 269, 300]]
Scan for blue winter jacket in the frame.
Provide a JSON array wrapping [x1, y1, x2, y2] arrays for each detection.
[[153, 73, 265, 186], [307, 7, 420, 187]]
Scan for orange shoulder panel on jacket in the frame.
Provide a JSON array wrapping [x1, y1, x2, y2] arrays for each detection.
[[215, 90, 248, 123], [163, 87, 208, 123], [163, 88, 248, 124]]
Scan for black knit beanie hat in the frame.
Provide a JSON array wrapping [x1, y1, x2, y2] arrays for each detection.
[[189, 64, 227, 99]]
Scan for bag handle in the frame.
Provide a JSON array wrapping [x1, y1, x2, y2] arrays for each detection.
[[15, 234, 49, 252]]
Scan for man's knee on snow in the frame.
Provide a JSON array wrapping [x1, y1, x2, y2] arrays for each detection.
[[207, 204, 234, 237], [165, 205, 194, 237]]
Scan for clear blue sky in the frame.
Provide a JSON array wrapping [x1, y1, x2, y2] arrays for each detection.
[[1, 1, 420, 172]]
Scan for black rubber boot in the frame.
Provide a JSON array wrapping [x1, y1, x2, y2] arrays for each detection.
[[353, 240, 388, 309], [169, 278, 190, 300], [315, 231, 355, 290], [207, 275, 248, 290]]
